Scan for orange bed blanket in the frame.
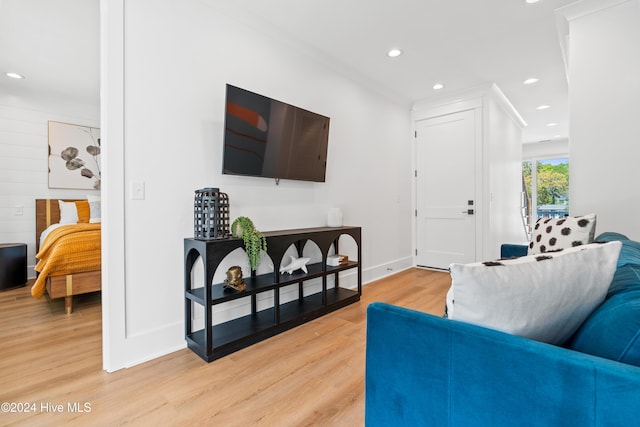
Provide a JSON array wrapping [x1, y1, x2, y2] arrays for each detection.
[[31, 223, 102, 298]]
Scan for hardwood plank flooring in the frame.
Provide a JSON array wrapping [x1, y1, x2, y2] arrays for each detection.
[[0, 268, 450, 426]]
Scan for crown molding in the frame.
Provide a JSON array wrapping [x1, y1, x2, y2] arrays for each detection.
[[554, 0, 636, 79], [412, 83, 527, 129], [556, 0, 634, 22]]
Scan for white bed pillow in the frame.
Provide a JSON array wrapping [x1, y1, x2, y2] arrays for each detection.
[[39, 223, 64, 248], [446, 241, 621, 345], [86, 194, 101, 223], [528, 213, 596, 255], [89, 200, 101, 223], [58, 200, 78, 224]]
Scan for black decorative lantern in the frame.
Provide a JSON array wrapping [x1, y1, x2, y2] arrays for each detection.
[[194, 188, 230, 240]]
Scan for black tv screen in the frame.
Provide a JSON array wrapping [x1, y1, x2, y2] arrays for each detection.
[[222, 84, 330, 182]]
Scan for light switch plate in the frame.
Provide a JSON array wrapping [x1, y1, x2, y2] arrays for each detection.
[[131, 181, 145, 200]]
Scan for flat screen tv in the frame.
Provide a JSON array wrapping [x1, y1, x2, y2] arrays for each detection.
[[222, 84, 330, 182]]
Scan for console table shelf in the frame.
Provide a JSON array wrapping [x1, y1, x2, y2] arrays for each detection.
[[184, 226, 361, 362]]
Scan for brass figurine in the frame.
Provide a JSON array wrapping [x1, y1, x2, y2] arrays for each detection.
[[224, 265, 246, 292]]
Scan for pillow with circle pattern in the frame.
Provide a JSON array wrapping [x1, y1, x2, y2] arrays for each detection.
[[528, 213, 596, 255]]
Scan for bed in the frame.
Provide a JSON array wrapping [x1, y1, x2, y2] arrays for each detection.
[[33, 199, 102, 314]]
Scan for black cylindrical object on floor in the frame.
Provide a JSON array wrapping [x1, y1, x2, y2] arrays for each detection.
[[0, 243, 27, 291]]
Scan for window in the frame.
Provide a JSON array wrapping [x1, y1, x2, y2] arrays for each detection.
[[522, 157, 570, 237]]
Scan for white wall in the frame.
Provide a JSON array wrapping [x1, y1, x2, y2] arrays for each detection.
[[102, 0, 413, 370], [0, 95, 99, 276], [560, 0, 640, 239], [487, 94, 528, 250], [522, 139, 569, 161]]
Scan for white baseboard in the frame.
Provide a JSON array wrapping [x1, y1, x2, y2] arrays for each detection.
[[27, 264, 36, 280], [362, 256, 414, 285], [124, 342, 187, 370]]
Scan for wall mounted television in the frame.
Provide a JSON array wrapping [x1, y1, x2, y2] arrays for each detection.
[[222, 84, 330, 183]]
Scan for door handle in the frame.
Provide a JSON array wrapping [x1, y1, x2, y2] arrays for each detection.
[[461, 209, 474, 215]]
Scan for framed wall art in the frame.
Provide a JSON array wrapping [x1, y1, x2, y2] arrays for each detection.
[[48, 121, 101, 190]]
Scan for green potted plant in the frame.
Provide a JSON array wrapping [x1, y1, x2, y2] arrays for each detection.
[[231, 217, 267, 271]]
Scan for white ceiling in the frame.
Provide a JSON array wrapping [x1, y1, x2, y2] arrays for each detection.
[[0, 0, 100, 107], [1, 0, 575, 143]]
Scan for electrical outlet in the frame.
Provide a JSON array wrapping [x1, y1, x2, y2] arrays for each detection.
[[14, 206, 23, 216]]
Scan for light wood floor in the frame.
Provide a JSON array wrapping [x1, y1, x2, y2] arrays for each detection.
[[0, 268, 450, 426]]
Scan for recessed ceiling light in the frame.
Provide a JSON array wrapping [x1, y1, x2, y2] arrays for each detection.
[[525, 0, 541, 4], [5, 72, 24, 79], [523, 77, 539, 85], [387, 49, 403, 58], [433, 83, 444, 90], [536, 105, 551, 110], [546, 123, 558, 127]]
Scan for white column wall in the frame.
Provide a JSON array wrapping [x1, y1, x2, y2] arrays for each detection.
[[486, 95, 528, 252], [561, 0, 640, 238]]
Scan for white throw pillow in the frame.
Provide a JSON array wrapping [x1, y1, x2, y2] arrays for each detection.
[[58, 200, 78, 224], [446, 241, 621, 345], [528, 213, 596, 255]]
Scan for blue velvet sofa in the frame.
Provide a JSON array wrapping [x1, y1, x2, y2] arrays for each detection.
[[365, 232, 640, 426]]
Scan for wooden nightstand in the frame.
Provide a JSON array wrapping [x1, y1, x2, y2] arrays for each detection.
[[0, 243, 27, 291]]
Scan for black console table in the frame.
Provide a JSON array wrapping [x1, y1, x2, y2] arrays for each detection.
[[184, 226, 361, 362]]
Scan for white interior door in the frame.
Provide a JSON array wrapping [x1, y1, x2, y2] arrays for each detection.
[[416, 109, 477, 269]]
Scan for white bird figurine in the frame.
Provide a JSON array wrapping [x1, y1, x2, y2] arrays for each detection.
[[279, 255, 311, 274]]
